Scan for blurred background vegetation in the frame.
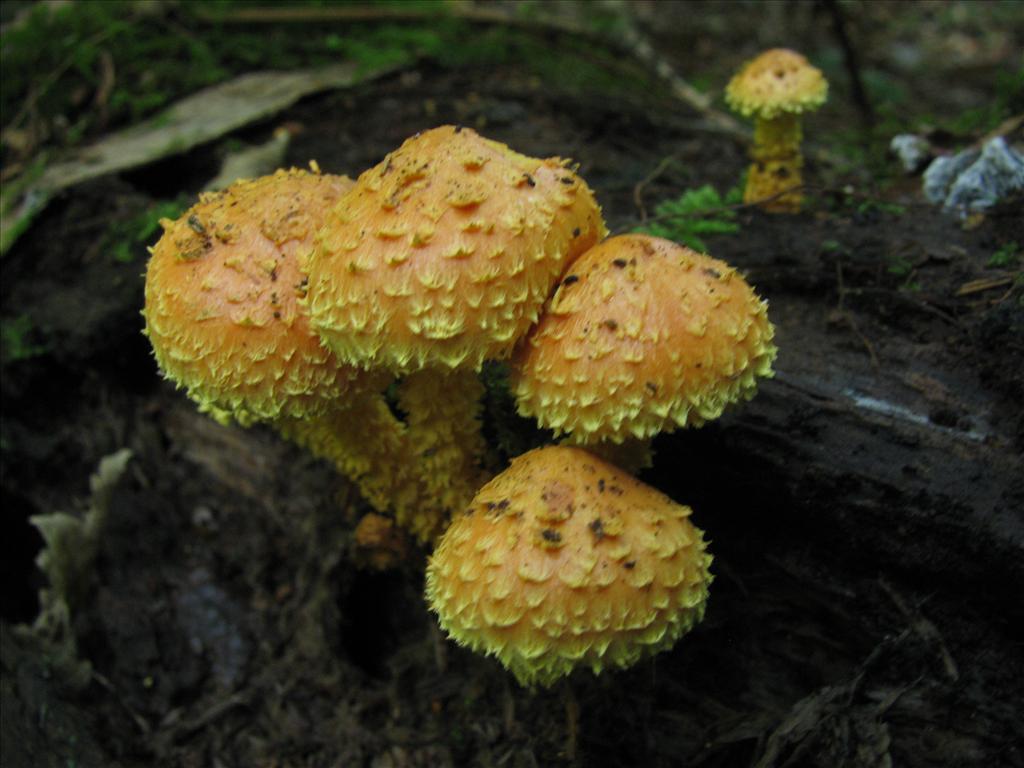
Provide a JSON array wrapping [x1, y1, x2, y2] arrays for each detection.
[[3, 0, 1021, 179], [2, 0, 1020, 363]]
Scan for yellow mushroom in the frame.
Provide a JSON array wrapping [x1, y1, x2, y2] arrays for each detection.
[[305, 126, 606, 538], [143, 168, 421, 514], [426, 445, 713, 688], [725, 49, 828, 213], [510, 234, 776, 458]]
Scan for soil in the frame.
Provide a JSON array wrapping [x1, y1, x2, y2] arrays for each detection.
[[2, 25, 1023, 768]]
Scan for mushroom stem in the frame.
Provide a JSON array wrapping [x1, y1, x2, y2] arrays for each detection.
[[562, 681, 580, 765], [397, 368, 490, 523], [352, 513, 410, 571], [501, 676, 516, 735], [752, 112, 803, 158], [274, 389, 421, 516], [746, 113, 805, 212]]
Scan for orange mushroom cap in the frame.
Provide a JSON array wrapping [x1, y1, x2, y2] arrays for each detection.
[[426, 445, 712, 687], [304, 126, 606, 372], [725, 48, 828, 121], [510, 234, 776, 443], [143, 168, 368, 425]]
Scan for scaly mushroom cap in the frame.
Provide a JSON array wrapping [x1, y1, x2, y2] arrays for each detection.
[[511, 234, 776, 443], [304, 126, 606, 372], [725, 48, 828, 120], [426, 445, 712, 687], [144, 168, 365, 425]]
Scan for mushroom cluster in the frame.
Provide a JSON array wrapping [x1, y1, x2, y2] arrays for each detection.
[[143, 168, 422, 515], [304, 126, 605, 528], [143, 124, 777, 689], [144, 128, 604, 541]]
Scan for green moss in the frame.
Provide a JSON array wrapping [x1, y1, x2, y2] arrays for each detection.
[[2, 1, 656, 164], [887, 255, 914, 277], [1, 314, 49, 364], [0, 156, 49, 254], [856, 199, 906, 217], [989, 241, 1020, 268], [947, 65, 1024, 135], [103, 198, 188, 264], [3, 3, 225, 147], [634, 182, 743, 252]]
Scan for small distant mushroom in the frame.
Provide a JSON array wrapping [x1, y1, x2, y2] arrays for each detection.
[[143, 168, 422, 514], [725, 48, 828, 213], [304, 126, 606, 537], [352, 512, 409, 571], [425, 445, 712, 687], [510, 234, 776, 454]]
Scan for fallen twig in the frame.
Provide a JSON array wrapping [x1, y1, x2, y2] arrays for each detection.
[[633, 154, 679, 222], [91, 669, 152, 736], [956, 275, 1017, 296], [157, 691, 253, 747], [836, 260, 881, 369], [751, 629, 910, 768], [821, 0, 874, 131], [878, 578, 960, 682], [598, 0, 746, 140]]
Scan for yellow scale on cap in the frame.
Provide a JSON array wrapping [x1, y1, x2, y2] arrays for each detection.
[[724, 48, 828, 121], [301, 126, 608, 535], [426, 445, 713, 687], [143, 168, 362, 425], [304, 125, 606, 373], [143, 169, 433, 525], [511, 234, 777, 444]]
